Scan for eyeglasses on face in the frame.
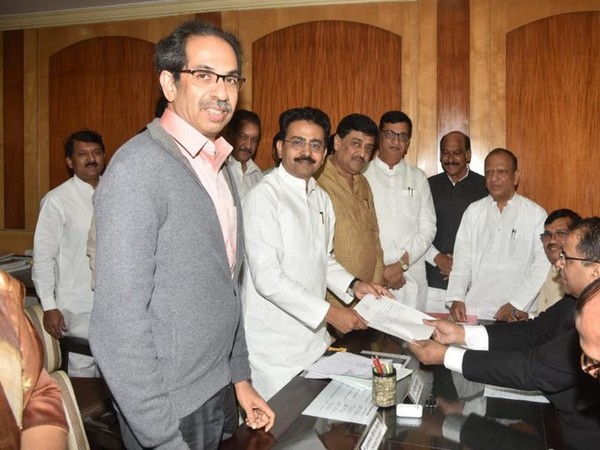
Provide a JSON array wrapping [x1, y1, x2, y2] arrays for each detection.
[[381, 129, 410, 143], [558, 251, 598, 264], [581, 352, 600, 379], [540, 230, 569, 241], [176, 68, 246, 92], [283, 138, 325, 152]]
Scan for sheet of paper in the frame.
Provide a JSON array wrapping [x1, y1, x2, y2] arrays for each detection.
[[306, 352, 374, 379], [483, 385, 550, 403], [354, 295, 435, 341], [302, 380, 378, 425]]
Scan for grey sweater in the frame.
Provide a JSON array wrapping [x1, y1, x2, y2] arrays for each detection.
[[90, 119, 250, 449]]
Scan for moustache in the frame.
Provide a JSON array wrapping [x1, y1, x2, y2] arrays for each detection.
[[294, 156, 316, 164], [85, 162, 98, 168], [443, 162, 459, 166], [201, 100, 232, 113]]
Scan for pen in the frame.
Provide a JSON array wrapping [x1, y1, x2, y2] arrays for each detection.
[[319, 211, 324, 224], [511, 228, 516, 240]]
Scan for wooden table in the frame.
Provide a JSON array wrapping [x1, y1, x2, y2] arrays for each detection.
[[221, 328, 563, 449]]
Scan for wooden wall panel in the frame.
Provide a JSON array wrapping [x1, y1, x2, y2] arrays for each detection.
[[506, 11, 600, 217], [437, 0, 469, 141], [251, 21, 402, 170], [48, 36, 160, 189], [2, 30, 24, 229]]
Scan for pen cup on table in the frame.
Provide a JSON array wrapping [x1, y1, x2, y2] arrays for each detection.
[[372, 367, 397, 407]]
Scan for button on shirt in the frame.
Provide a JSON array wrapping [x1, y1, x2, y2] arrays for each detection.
[[446, 194, 549, 319], [160, 109, 237, 273]]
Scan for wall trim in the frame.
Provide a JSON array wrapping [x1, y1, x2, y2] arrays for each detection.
[[0, 0, 413, 31]]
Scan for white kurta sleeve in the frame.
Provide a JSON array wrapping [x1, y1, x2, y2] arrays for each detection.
[[406, 175, 437, 264], [32, 195, 63, 311], [445, 205, 474, 302]]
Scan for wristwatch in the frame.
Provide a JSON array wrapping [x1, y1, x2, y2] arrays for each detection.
[[400, 261, 409, 271], [346, 277, 361, 297]]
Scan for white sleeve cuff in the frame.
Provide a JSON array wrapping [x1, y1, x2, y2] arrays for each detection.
[[444, 346, 466, 374], [463, 325, 489, 350], [424, 246, 440, 265]]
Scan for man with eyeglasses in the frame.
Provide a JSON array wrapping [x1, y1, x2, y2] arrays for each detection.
[[425, 131, 488, 313], [533, 209, 582, 316], [446, 148, 549, 322], [364, 111, 436, 311], [241, 107, 390, 400], [315, 114, 385, 318], [409, 217, 600, 450], [225, 109, 263, 200], [90, 21, 274, 449]]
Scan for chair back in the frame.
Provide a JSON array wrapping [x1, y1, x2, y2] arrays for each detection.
[[24, 303, 90, 450]]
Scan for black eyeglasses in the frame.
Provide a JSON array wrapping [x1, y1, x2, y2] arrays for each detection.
[[558, 251, 598, 264], [540, 230, 568, 240], [581, 352, 600, 378], [176, 68, 246, 92], [381, 129, 410, 143]]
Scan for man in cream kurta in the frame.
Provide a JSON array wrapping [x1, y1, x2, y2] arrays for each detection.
[[364, 111, 436, 311], [446, 148, 549, 321], [242, 107, 388, 400]]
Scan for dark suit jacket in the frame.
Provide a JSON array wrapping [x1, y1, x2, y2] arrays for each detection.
[[427, 171, 487, 289], [461, 296, 600, 450]]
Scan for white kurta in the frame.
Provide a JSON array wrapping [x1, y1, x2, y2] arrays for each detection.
[[227, 157, 263, 200], [32, 175, 96, 376], [242, 165, 354, 400], [446, 194, 549, 320], [364, 157, 436, 310]]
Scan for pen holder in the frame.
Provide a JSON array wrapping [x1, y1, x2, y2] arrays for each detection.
[[372, 368, 397, 407]]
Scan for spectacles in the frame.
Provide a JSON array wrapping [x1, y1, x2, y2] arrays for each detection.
[[558, 251, 598, 264], [581, 352, 600, 378], [381, 129, 410, 143], [177, 68, 246, 91], [283, 138, 325, 152], [540, 230, 568, 240]]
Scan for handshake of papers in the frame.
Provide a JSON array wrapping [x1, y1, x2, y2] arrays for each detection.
[[353, 294, 436, 342]]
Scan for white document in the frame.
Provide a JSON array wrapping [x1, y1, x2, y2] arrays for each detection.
[[306, 352, 374, 379], [483, 385, 550, 403], [354, 295, 435, 341], [302, 380, 378, 425]]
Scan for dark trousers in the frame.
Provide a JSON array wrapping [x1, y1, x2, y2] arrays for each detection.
[[117, 384, 238, 450]]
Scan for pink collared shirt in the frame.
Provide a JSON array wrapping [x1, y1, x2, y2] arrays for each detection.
[[160, 108, 237, 274]]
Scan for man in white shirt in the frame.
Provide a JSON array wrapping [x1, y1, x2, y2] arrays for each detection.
[[226, 109, 263, 199], [32, 129, 105, 376], [242, 107, 389, 400], [447, 148, 549, 322], [364, 110, 436, 310], [534, 208, 581, 315]]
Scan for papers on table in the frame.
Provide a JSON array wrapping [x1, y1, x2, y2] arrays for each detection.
[[302, 380, 378, 425], [483, 385, 550, 403], [354, 295, 436, 341], [304, 352, 412, 390], [0, 254, 30, 273]]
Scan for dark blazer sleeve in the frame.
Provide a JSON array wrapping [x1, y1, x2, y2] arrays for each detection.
[[484, 296, 576, 351]]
